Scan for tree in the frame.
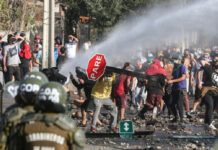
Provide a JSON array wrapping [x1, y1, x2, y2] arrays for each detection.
[[60, 0, 171, 42], [0, 0, 37, 32]]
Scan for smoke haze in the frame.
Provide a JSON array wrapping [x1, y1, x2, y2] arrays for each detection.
[[60, 0, 218, 75]]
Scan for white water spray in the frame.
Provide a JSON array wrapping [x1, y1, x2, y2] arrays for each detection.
[[60, 0, 218, 76]]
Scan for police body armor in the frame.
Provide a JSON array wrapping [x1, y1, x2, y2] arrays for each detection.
[[18, 113, 85, 150], [0, 105, 34, 150]]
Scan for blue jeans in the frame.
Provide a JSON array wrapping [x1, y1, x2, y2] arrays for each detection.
[[135, 86, 146, 109]]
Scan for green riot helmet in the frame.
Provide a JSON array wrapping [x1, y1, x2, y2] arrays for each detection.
[[19, 78, 45, 106], [23, 71, 49, 83], [38, 82, 67, 112]]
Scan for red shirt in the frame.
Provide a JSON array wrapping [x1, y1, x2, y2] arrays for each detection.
[[114, 74, 130, 96]]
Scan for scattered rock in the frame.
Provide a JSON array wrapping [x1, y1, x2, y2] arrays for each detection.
[[71, 104, 78, 109], [108, 140, 116, 145], [76, 111, 82, 118]]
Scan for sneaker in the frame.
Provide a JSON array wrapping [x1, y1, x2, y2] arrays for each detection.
[[152, 107, 157, 119], [169, 115, 174, 120], [208, 124, 217, 130], [190, 109, 196, 114], [186, 112, 192, 119]]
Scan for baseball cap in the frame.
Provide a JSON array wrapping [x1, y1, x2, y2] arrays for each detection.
[[172, 53, 182, 60]]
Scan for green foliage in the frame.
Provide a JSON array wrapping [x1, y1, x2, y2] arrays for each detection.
[[0, 0, 37, 32], [60, 0, 172, 40]]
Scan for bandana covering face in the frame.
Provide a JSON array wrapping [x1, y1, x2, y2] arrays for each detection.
[[146, 60, 166, 76], [173, 63, 182, 73]]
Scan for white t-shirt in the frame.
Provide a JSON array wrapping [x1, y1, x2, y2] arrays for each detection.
[[65, 41, 77, 58], [4, 43, 21, 66]]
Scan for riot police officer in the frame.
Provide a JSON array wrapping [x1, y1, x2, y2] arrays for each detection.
[[18, 82, 86, 150], [0, 72, 48, 150]]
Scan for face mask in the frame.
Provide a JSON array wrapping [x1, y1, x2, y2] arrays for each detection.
[[215, 65, 218, 69], [36, 39, 40, 43], [69, 40, 73, 42], [173, 60, 179, 64], [105, 77, 111, 82], [56, 40, 61, 45], [12, 39, 16, 44]]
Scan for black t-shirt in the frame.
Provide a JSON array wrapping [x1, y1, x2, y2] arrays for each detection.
[[71, 78, 95, 100], [146, 74, 166, 95], [20, 58, 30, 67], [202, 65, 214, 86]]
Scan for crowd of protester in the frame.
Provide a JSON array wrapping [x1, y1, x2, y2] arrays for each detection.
[[0, 30, 218, 148], [0, 32, 80, 87], [70, 46, 218, 132]]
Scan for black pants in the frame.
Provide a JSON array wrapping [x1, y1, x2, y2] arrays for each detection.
[[7, 66, 21, 82], [203, 91, 218, 124], [171, 89, 185, 120], [163, 93, 173, 116], [20, 66, 29, 78]]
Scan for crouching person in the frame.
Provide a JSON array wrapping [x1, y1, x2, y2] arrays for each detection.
[[91, 72, 118, 132], [17, 82, 86, 150]]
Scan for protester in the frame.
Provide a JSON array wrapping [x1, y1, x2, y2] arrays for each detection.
[[134, 59, 147, 110], [138, 59, 166, 119], [113, 63, 132, 121], [32, 44, 42, 71], [90, 72, 118, 132], [70, 67, 102, 126], [65, 35, 79, 59], [54, 36, 63, 67], [0, 45, 4, 88], [197, 56, 218, 130], [83, 40, 91, 51], [3, 34, 24, 82], [19, 32, 32, 76], [57, 47, 67, 69], [182, 54, 191, 118], [168, 53, 187, 123]]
